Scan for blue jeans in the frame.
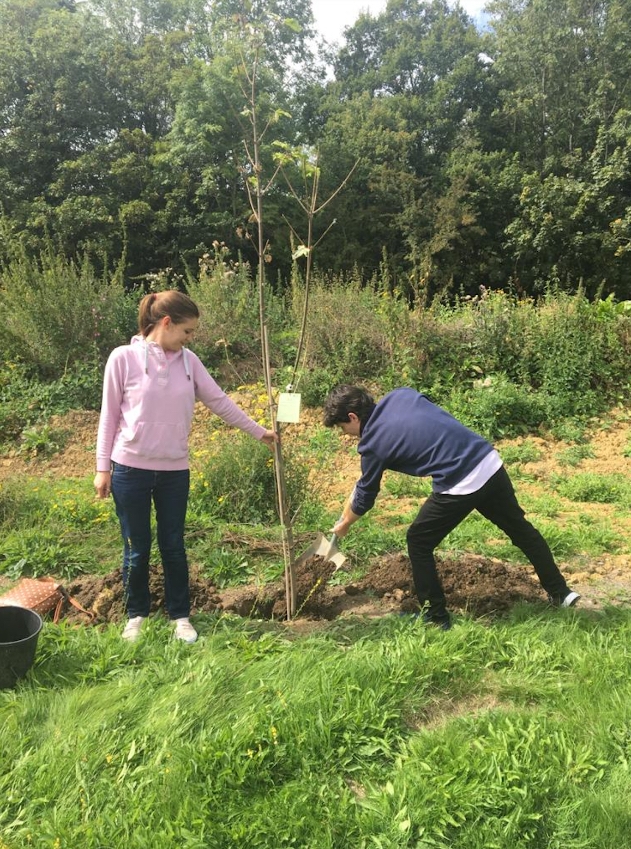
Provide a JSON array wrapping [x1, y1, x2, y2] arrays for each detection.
[[111, 463, 191, 620]]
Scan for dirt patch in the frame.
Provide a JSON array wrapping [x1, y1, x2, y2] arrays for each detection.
[[63, 565, 223, 623], [59, 551, 548, 626]]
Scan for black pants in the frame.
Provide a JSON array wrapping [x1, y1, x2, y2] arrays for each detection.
[[406, 466, 569, 619]]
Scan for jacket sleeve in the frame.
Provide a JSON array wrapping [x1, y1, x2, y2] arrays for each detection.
[[351, 450, 385, 516], [95, 351, 125, 472], [191, 355, 267, 439]]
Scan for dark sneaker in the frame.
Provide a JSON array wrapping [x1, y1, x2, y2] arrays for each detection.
[[400, 610, 451, 630], [422, 612, 452, 630], [549, 591, 581, 608]]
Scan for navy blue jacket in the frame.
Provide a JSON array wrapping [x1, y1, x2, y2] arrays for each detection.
[[351, 388, 494, 516]]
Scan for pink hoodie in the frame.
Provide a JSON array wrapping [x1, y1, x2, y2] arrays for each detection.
[[96, 336, 266, 472]]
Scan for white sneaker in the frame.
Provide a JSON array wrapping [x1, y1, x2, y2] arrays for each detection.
[[122, 616, 146, 642], [561, 591, 581, 608], [174, 618, 198, 643]]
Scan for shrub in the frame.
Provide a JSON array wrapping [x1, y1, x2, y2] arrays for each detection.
[[0, 242, 133, 378], [189, 432, 310, 525], [0, 357, 104, 443], [444, 375, 552, 440]]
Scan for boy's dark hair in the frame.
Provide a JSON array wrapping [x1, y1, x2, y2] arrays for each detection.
[[323, 385, 376, 428]]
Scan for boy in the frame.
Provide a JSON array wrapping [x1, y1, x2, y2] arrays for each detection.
[[323, 385, 579, 628]]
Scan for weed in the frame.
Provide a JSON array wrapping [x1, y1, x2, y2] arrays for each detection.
[[556, 472, 631, 505], [500, 440, 543, 466], [0, 532, 78, 580], [19, 424, 67, 458], [201, 547, 252, 588], [189, 432, 310, 525], [556, 443, 596, 467], [547, 419, 589, 443]]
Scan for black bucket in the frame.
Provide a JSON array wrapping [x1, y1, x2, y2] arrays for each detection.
[[0, 605, 44, 689]]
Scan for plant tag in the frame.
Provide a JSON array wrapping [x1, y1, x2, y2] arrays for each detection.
[[277, 392, 301, 423]]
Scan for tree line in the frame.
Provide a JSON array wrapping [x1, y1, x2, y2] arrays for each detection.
[[1, 0, 630, 299]]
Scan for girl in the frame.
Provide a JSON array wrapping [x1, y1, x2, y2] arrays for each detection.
[[94, 290, 276, 642]]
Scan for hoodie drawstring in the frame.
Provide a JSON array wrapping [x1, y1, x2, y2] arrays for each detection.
[[144, 341, 191, 380]]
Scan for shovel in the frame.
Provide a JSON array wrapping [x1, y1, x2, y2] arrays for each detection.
[[293, 513, 348, 572]]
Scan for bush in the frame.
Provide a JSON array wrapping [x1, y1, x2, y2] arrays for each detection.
[[0, 242, 133, 378], [445, 375, 552, 440], [0, 358, 104, 443], [186, 245, 288, 377], [189, 432, 310, 525]]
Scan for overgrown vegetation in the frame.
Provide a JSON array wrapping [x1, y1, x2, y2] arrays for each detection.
[[2, 250, 630, 446]]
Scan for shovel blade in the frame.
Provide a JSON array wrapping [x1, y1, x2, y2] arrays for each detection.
[[322, 541, 347, 570], [293, 533, 347, 570], [292, 532, 328, 568]]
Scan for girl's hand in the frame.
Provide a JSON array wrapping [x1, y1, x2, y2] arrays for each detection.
[[94, 471, 112, 499], [260, 430, 278, 449]]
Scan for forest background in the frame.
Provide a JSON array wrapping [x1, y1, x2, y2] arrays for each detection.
[[2, 0, 631, 300]]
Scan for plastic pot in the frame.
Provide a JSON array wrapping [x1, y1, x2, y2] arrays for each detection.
[[0, 605, 43, 689]]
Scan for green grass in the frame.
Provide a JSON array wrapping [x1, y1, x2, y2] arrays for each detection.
[[2, 609, 631, 847], [0, 477, 119, 579], [554, 473, 631, 506]]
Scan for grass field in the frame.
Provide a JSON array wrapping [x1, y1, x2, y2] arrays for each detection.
[[2, 607, 631, 847]]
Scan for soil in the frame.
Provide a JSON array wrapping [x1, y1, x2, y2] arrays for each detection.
[[2, 396, 631, 628]]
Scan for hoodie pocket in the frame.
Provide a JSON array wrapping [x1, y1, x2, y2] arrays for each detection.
[[123, 421, 189, 462]]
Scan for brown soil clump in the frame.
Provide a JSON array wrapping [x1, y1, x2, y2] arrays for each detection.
[[64, 565, 222, 623], [60, 551, 545, 626]]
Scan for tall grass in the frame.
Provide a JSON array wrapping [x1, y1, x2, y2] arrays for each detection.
[[1, 610, 631, 847], [0, 242, 135, 378], [2, 241, 630, 435]]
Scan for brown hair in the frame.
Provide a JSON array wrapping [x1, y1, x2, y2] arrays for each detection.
[[137, 290, 200, 337]]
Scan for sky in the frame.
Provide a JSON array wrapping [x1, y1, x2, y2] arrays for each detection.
[[311, 0, 489, 43]]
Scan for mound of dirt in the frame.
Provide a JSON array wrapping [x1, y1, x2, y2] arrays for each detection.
[[64, 565, 223, 623], [61, 552, 546, 626]]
